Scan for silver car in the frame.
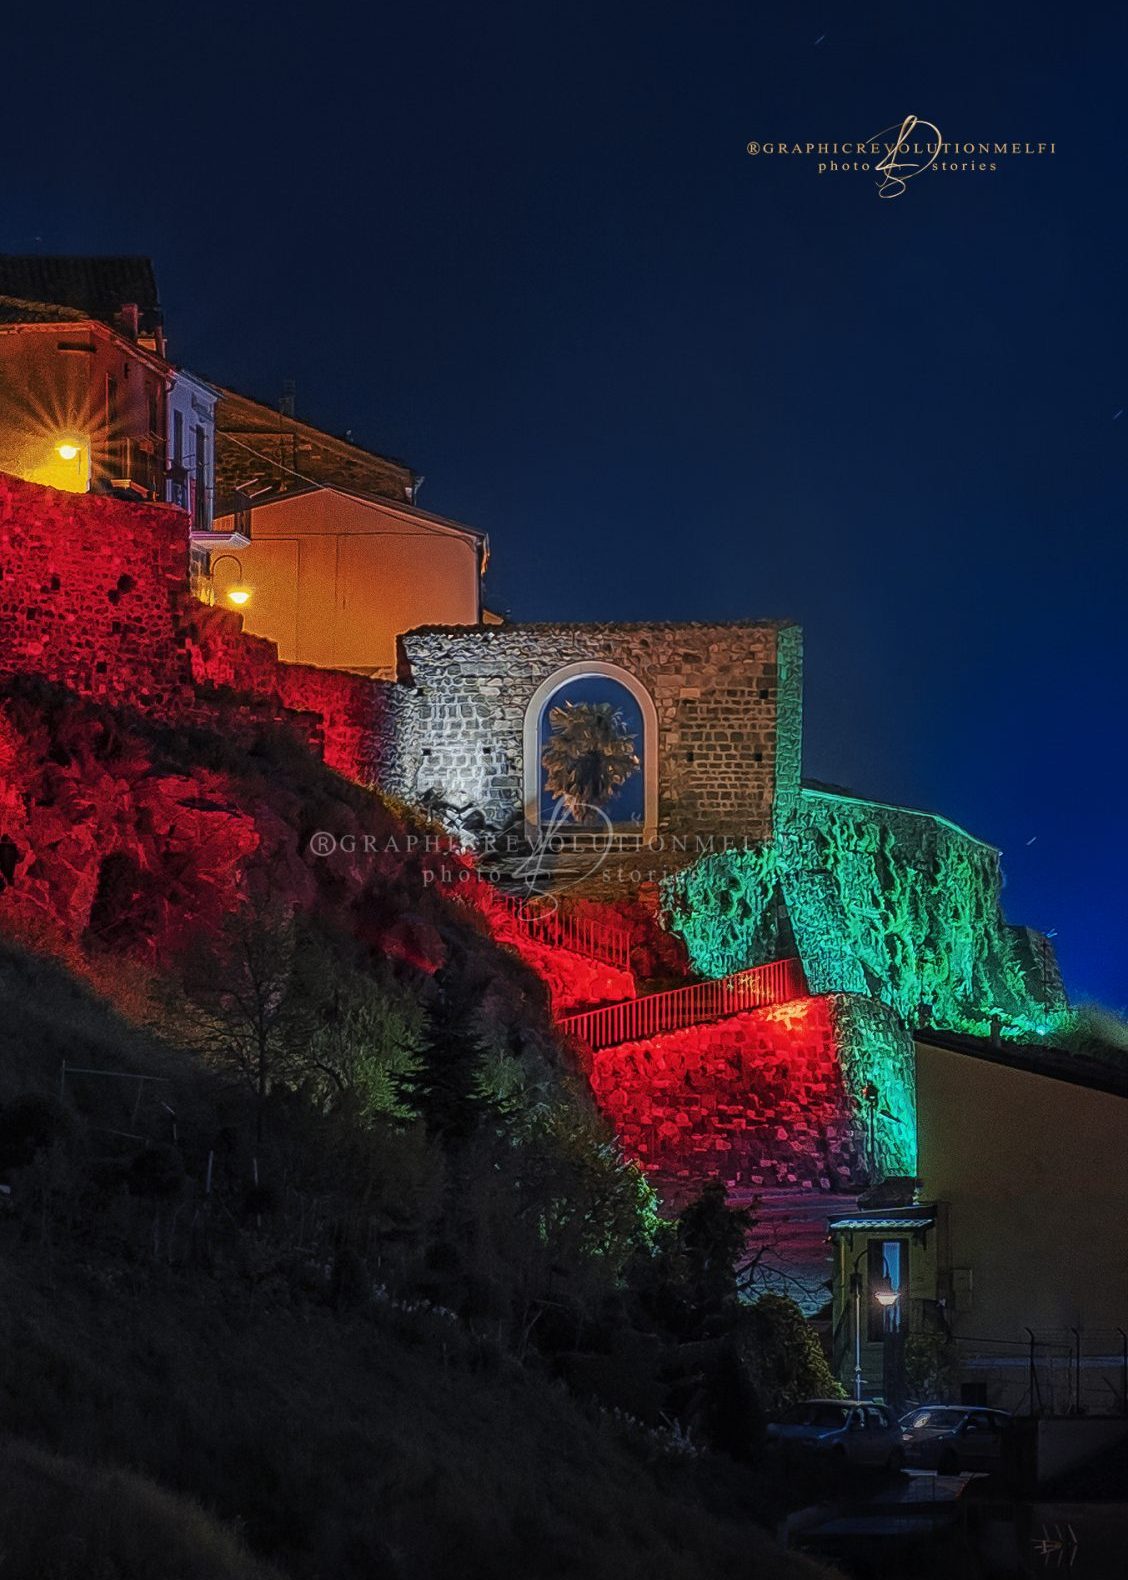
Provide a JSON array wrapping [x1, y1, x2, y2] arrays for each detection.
[[900, 1405, 1011, 1474], [767, 1399, 905, 1470]]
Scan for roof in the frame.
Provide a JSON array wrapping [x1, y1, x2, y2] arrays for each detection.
[[0, 293, 88, 326], [828, 1210, 937, 1233], [821, 1207, 935, 1232], [0, 256, 159, 326], [212, 385, 417, 508], [916, 1027, 1128, 1099], [218, 479, 487, 544]]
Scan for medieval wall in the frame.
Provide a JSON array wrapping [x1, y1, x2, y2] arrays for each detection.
[[585, 992, 916, 1190], [0, 472, 394, 784], [392, 621, 800, 841], [660, 784, 1065, 1037]]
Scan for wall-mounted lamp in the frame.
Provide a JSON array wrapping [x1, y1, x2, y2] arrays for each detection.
[[31, 435, 91, 493], [210, 554, 253, 608]]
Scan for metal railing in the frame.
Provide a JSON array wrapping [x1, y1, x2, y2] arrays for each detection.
[[454, 883, 633, 971], [558, 957, 806, 1050], [508, 898, 633, 971]]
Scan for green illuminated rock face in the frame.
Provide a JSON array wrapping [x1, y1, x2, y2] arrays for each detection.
[[661, 786, 1065, 1039]]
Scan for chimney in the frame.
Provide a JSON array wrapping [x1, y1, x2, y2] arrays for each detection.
[[116, 303, 140, 340]]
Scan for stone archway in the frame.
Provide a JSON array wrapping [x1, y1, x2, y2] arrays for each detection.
[[522, 660, 659, 838]]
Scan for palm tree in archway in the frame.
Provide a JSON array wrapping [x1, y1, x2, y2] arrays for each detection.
[[541, 701, 640, 822]]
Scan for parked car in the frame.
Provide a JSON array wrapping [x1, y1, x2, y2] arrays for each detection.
[[767, 1399, 905, 1469], [900, 1405, 1012, 1474]]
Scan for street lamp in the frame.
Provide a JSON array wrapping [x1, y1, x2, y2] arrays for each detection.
[[850, 1248, 900, 1401], [210, 553, 252, 608]]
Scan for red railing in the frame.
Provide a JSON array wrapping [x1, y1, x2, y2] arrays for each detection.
[[514, 901, 632, 970], [557, 957, 806, 1050], [455, 883, 633, 971]]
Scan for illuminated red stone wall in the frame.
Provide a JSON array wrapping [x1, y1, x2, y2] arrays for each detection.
[[0, 471, 391, 782], [587, 995, 867, 1189]]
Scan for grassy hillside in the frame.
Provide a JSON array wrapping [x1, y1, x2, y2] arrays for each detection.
[[0, 1438, 284, 1580], [0, 940, 830, 1580]]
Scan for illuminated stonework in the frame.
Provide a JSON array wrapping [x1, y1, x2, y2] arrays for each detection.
[[587, 991, 916, 1187], [661, 785, 1065, 1038]]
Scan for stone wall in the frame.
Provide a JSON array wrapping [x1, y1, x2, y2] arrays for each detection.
[[661, 783, 1066, 1035], [586, 991, 916, 1189], [392, 621, 799, 842], [0, 472, 393, 785]]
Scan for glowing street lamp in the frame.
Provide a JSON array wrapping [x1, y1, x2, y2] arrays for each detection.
[[210, 554, 252, 609], [873, 1276, 899, 1309], [36, 435, 91, 492], [850, 1249, 901, 1400]]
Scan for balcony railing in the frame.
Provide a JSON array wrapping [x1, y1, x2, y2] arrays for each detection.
[[557, 957, 806, 1051]]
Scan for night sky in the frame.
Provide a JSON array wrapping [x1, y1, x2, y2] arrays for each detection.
[[3, 3, 1124, 1007]]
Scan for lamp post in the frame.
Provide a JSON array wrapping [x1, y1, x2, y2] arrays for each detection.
[[210, 553, 252, 608], [849, 1247, 900, 1401]]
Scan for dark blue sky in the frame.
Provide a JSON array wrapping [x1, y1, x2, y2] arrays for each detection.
[[3, 2, 1124, 1006]]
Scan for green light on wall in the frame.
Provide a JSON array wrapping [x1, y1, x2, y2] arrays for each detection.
[[660, 787, 1065, 1041]]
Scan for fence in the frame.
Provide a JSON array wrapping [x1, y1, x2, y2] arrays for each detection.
[[456, 883, 633, 970], [956, 1330, 1128, 1417], [557, 957, 807, 1051]]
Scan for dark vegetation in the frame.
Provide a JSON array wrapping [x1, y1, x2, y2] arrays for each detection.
[[0, 680, 836, 1578], [0, 940, 836, 1580]]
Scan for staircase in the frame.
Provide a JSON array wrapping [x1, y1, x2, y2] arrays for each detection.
[[455, 874, 806, 1054], [556, 957, 807, 1051]]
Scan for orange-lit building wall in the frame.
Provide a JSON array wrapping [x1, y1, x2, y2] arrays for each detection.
[[915, 1042, 1128, 1337], [212, 489, 482, 676], [0, 325, 167, 496]]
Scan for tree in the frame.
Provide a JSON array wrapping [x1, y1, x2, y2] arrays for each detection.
[[395, 972, 488, 1143], [675, 1181, 755, 1327], [540, 702, 640, 821], [740, 1294, 844, 1416], [177, 901, 314, 1143], [300, 966, 425, 1124]]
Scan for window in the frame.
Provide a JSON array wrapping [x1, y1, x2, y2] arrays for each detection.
[[105, 374, 125, 479], [781, 1403, 850, 1429], [867, 1238, 906, 1340], [193, 424, 210, 531]]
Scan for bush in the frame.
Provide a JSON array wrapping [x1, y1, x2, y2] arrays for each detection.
[[740, 1294, 843, 1418]]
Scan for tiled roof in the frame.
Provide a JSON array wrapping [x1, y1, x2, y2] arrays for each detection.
[[0, 256, 159, 325], [213, 385, 418, 508], [0, 294, 88, 325]]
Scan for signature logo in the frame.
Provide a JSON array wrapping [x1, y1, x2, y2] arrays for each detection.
[[868, 114, 942, 199], [507, 799, 618, 896]]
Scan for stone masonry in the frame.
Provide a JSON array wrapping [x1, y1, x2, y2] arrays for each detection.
[[586, 992, 917, 1190], [390, 622, 802, 843]]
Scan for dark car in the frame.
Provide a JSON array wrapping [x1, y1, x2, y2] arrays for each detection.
[[900, 1405, 1012, 1474], [767, 1399, 905, 1469]]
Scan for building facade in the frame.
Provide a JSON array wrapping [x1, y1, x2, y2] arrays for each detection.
[[828, 1036, 1128, 1412], [207, 387, 485, 676]]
